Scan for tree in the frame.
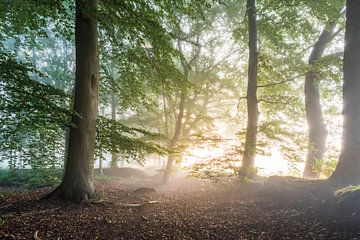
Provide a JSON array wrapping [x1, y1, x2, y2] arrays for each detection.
[[330, 0, 360, 185], [303, 22, 341, 178], [46, 0, 99, 201], [240, 0, 258, 177], [163, 27, 202, 184], [108, 65, 120, 169]]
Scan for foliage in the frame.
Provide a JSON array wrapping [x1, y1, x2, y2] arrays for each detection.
[[96, 116, 167, 165], [0, 0, 74, 44], [189, 156, 239, 182], [0, 50, 167, 170], [0, 0, 346, 182], [0, 169, 62, 188], [0, 51, 72, 169]]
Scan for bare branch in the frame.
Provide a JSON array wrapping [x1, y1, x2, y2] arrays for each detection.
[[257, 99, 280, 104], [257, 73, 307, 88]]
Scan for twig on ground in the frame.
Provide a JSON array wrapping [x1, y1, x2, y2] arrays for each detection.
[[115, 200, 163, 207]]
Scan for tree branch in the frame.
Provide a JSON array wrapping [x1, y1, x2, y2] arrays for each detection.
[[257, 99, 280, 104], [257, 73, 307, 88]]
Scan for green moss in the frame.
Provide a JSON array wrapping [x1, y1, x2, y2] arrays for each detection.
[[94, 173, 121, 182]]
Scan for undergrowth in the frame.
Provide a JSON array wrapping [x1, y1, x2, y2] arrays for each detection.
[[0, 169, 62, 188]]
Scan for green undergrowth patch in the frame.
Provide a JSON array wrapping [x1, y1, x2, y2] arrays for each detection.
[[94, 172, 122, 181], [0, 169, 62, 189]]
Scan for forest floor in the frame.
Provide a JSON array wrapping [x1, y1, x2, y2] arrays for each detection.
[[0, 172, 360, 240]]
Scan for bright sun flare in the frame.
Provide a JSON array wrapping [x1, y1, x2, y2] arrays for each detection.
[[182, 145, 304, 177]]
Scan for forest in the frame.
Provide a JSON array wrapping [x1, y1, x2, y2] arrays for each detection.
[[1, 0, 360, 239]]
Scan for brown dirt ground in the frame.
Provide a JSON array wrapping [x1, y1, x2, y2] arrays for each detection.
[[0, 176, 360, 240]]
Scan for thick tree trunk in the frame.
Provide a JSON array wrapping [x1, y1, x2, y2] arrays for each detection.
[[45, 0, 99, 202], [303, 23, 338, 178], [330, 0, 360, 185], [240, 0, 258, 178]]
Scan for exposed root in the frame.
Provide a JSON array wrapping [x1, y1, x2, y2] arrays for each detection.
[[41, 185, 60, 200], [41, 184, 98, 203], [80, 198, 113, 206]]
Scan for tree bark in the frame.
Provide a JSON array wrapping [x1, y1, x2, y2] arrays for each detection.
[[240, 0, 258, 178], [330, 0, 360, 185], [45, 0, 99, 202], [163, 90, 186, 184], [163, 32, 201, 184], [303, 23, 338, 178], [110, 80, 119, 169], [99, 157, 103, 175]]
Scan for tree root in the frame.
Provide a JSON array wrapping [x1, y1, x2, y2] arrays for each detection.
[[80, 198, 113, 206], [41, 184, 98, 203]]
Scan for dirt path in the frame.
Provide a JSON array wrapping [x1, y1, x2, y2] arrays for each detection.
[[0, 178, 359, 239]]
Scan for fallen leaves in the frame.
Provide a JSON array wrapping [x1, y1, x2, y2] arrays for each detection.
[[0, 179, 360, 239]]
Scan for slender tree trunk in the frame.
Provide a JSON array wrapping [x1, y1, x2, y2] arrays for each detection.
[[163, 91, 186, 184], [45, 0, 99, 202], [240, 0, 258, 178], [99, 157, 103, 175], [303, 23, 338, 178], [110, 82, 119, 169], [162, 87, 169, 138], [163, 32, 201, 183], [330, 0, 360, 185]]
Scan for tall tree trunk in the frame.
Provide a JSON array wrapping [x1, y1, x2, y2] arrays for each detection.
[[99, 157, 103, 175], [110, 81, 119, 169], [162, 87, 169, 138], [45, 0, 99, 202], [303, 23, 338, 178], [240, 0, 258, 178], [330, 0, 360, 185], [163, 32, 201, 183], [163, 91, 186, 184]]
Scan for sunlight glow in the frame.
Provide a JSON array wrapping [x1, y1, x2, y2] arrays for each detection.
[[182, 145, 304, 177]]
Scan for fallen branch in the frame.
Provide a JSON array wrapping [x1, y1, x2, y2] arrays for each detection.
[[33, 231, 41, 240], [115, 200, 163, 208]]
